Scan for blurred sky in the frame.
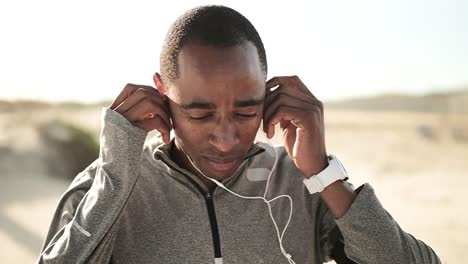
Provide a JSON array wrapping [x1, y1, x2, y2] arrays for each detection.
[[0, 0, 467, 103]]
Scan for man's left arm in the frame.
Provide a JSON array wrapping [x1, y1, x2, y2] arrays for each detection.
[[322, 181, 440, 263], [263, 75, 440, 264]]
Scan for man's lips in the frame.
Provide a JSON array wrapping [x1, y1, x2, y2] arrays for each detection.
[[204, 157, 240, 172]]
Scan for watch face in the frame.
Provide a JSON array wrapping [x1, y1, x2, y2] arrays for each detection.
[[331, 155, 348, 177]]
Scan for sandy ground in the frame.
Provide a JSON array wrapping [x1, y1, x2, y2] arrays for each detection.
[[0, 107, 467, 263]]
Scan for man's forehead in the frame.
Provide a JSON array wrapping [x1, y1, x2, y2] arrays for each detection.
[[169, 77, 266, 108]]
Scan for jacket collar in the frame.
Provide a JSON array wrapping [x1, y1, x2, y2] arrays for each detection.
[[152, 139, 265, 192]]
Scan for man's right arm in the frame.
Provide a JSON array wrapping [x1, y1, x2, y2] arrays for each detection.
[[37, 108, 148, 263], [38, 81, 171, 263]]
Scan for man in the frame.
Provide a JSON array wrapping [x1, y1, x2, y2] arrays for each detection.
[[38, 5, 440, 263]]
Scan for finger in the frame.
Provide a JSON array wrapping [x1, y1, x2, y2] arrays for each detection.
[[264, 105, 305, 139], [133, 116, 171, 144], [266, 76, 287, 91], [265, 102, 323, 139], [123, 97, 172, 129], [266, 75, 314, 98], [263, 92, 315, 134], [109, 83, 157, 110], [266, 75, 304, 91], [264, 84, 316, 110], [114, 87, 161, 115], [286, 75, 310, 95]]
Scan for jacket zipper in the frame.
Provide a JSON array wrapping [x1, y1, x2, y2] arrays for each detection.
[[205, 192, 222, 259], [182, 175, 222, 259]]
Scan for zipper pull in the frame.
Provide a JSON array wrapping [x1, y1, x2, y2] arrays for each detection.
[[206, 193, 212, 199]]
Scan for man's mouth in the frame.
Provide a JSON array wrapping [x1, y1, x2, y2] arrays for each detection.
[[205, 157, 239, 172]]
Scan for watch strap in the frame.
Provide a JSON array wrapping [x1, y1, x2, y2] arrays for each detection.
[[303, 155, 348, 194]]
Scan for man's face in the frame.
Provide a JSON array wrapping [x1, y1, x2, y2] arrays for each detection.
[[166, 41, 266, 180]]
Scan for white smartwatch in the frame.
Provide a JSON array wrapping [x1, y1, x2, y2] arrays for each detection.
[[303, 154, 349, 194]]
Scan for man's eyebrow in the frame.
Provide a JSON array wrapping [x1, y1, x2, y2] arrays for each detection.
[[234, 98, 265, 107], [181, 101, 216, 109]]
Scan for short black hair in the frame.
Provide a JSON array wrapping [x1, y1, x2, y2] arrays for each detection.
[[160, 5, 267, 85]]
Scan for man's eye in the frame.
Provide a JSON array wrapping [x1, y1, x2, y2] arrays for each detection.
[[236, 113, 257, 118], [190, 115, 212, 120]]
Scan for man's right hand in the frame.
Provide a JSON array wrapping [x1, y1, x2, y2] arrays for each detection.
[[109, 83, 172, 144]]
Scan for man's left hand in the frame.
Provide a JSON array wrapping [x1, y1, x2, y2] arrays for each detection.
[[263, 75, 327, 178]]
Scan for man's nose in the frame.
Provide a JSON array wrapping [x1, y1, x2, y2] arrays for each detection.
[[209, 120, 240, 153]]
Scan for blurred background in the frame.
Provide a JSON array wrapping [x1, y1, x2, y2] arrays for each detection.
[[1, 0, 467, 263]]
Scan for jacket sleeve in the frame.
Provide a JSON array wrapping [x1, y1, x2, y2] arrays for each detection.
[[316, 183, 357, 264], [335, 183, 441, 264], [37, 107, 148, 264]]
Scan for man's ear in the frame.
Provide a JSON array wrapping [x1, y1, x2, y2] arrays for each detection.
[[153, 72, 167, 94]]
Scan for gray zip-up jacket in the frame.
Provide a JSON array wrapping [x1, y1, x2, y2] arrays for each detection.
[[37, 108, 440, 263]]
